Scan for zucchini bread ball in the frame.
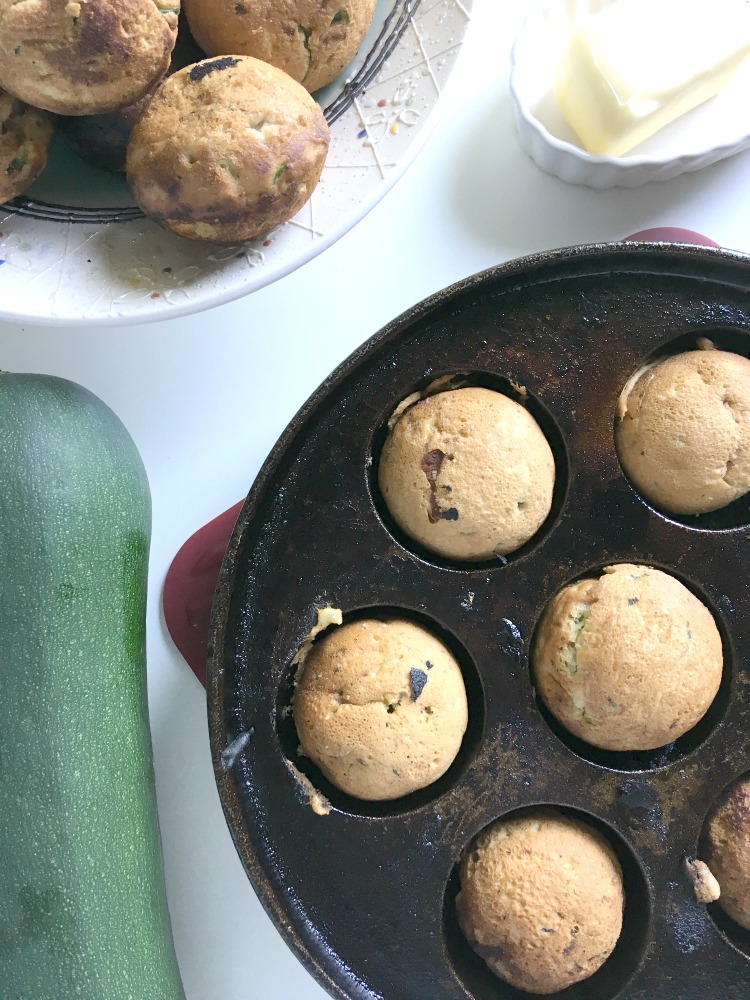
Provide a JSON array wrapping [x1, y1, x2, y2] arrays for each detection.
[[292, 618, 468, 800], [532, 564, 722, 752], [0, 91, 54, 202], [0, 0, 176, 115], [126, 55, 330, 242], [378, 387, 555, 562], [616, 349, 750, 515], [457, 809, 624, 994], [183, 0, 377, 92], [700, 774, 750, 929]]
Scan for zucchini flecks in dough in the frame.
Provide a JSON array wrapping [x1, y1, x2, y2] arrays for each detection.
[[560, 604, 590, 676], [297, 24, 315, 81], [580, 706, 599, 727], [6, 146, 28, 175]]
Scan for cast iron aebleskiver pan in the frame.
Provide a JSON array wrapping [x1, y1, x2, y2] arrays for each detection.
[[208, 243, 750, 1000]]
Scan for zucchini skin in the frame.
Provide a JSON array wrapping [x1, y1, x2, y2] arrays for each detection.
[[0, 374, 185, 999]]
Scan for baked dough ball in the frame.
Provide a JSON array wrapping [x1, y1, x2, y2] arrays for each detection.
[[700, 774, 750, 929], [0, 0, 175, 115], [378, 387, 555, 562], [126, 55, 330, 242], [616, 349, 750, 515], [532, 564, 722, 752], [183, 0, 377, 93], [1, 90, 54, 201], [457, 809, 624, 994], [292, 618, 468, 800]]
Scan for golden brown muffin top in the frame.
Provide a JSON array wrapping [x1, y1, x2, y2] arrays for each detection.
[[0, 0, 175, 114], [293, 618, 468, 801], [701, 775, 750, 929], [532, 564, 722, 752], [126, 55, 330, 243], [616, 349, 750, 516], [183, 0, 377, 92], [458, 809, 624, 994], [379, 387, 555, 562], [0, 89, 54, 201]]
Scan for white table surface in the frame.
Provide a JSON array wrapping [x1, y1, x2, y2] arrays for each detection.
[[4, 1, 750, 997]]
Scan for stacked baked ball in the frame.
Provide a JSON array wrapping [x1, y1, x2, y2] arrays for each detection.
[[0, 0, 378, 241]]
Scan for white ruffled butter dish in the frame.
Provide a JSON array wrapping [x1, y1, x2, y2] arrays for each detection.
[[509, 0, 750, 189]]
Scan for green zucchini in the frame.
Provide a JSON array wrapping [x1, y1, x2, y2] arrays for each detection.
[[0, 373, 185, 999]]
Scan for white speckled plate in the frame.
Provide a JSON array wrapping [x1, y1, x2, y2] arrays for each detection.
[[0, 0, 472, 326]]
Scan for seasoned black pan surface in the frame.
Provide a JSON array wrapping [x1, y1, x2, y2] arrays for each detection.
[[209, 243, 750, 1000]]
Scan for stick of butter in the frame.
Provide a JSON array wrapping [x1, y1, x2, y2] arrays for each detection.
[[554, 0, 750, 156]]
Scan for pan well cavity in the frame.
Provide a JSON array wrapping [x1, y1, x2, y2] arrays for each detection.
[[276, 605, 486, 819], [528, 564, 733, 773], [442, 804, 650, 1000], [368, 371, 570, 572], [614, 330, 750, 532], [698, 771, 750, 961]]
